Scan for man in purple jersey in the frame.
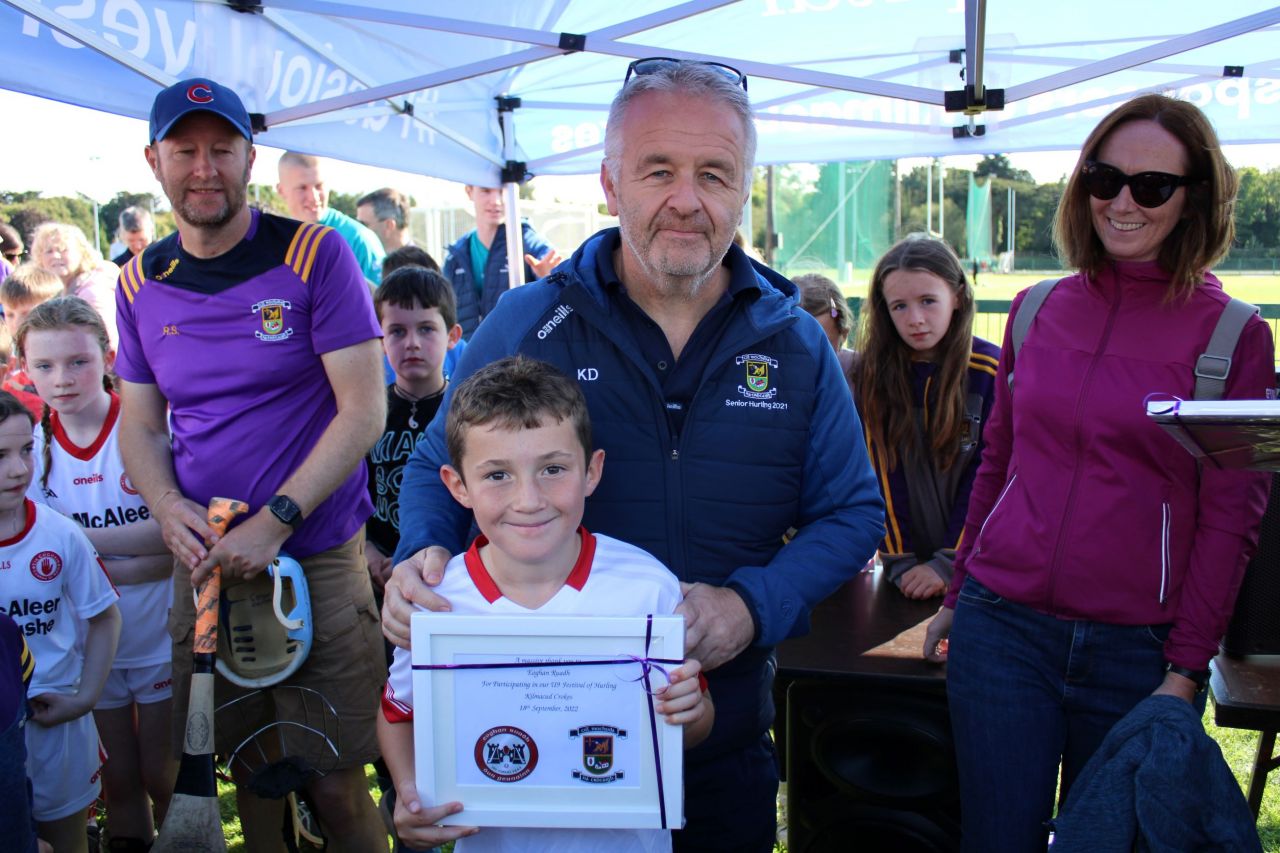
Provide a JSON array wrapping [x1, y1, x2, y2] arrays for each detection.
[[115, 78, 388, 851]]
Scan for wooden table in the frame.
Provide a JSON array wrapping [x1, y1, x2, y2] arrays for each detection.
[[1210, 653, 1280, 818], [776, 565, 946, 680]]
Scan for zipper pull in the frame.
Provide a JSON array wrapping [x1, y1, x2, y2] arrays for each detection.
[[670, 449, 679, 461]]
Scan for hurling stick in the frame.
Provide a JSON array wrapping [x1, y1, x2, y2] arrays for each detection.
[[153, 497, 249, 853]]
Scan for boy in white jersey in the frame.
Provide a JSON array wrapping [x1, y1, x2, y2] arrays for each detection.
[[378, 356, 712, 853]]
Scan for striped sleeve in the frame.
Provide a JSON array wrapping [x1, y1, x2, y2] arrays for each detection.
[[382, 641, 414, 724], [285, 223, 332, 284]]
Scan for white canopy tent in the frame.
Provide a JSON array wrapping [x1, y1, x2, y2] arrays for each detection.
[[4, 0, 1278, 279]]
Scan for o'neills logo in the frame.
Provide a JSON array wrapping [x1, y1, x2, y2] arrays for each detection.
[[73, 473, 104, 486], [474, 725, 538, 782], [536, 304, 573, 340]]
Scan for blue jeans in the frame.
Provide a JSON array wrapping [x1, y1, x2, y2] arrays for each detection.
[[946, 576, 1182, 853], [0, 707, 38, 853]]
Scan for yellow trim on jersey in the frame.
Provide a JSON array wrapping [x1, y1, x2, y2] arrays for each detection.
[[300, 227, 329, 283], [284, 223, 314, 270], [120, 251, 146, 304], [286, 223, 332, 284], [969, 351, 998, 375], [865, 421, 903, 553], [19, 633, 34, 685]]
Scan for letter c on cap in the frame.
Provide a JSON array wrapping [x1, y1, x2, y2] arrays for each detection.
[[187, 84, 214, 104]]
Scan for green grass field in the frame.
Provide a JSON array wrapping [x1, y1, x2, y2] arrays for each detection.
[[828, 271, 1280, 355], [212, 701, 1279, 852], [831, 270, 1280, 303]]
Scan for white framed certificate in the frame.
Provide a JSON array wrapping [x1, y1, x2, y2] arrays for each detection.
[[410, 612, 686, 829]]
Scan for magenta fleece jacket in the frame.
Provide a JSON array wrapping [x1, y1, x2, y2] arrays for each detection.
[[946, 261, 1275, 670]]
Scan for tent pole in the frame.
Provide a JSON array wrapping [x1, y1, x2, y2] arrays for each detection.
[[965, 0, 987, 105], [498, 97, 526, 293], [503, 184, 524, 291]]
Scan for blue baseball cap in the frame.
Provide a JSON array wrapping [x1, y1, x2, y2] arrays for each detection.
[[149, 78, 253, 143]]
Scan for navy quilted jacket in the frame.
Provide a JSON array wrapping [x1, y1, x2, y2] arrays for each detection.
[[396, 228, 884, 757], [443, 221, 551, 338], [1052, 694, 1261, 852]]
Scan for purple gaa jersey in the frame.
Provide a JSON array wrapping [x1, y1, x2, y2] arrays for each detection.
[[114, 210, 381, 558]]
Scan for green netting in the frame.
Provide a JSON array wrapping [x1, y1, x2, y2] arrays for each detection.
[[774, 160, 892, 282], [967, 173, 993, 265]]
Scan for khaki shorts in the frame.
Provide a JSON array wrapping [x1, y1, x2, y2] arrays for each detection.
[[169, 528, 384, 771]]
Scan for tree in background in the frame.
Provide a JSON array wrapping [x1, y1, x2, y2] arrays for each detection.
[[898, 164, 967, 251], [975, 154, 1035, 184], [98, 191, 176, 247], [1235, 167, 1280, 252], [248, 183, 285, 214], [327, 190, 360, 218], [0, 191, 96, 253]]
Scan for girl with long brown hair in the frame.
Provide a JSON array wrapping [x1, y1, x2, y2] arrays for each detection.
[[854, 236, 999, 599]]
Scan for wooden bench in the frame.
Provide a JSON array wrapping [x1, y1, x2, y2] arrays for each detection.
[[1210, 654, 1280, 818]]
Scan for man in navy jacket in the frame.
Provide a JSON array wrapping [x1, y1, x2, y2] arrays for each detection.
[[444, 184, 561, 338], [383, 59, 883, 852]]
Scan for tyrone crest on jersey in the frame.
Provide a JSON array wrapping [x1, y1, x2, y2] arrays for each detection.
[[30, 550, 63, 582], [252, 299, 294, 342]]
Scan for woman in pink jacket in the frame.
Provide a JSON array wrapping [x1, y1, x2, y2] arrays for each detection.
[[923, 94, 1275, 851]]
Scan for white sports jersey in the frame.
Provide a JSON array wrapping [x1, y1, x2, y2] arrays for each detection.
[[0, 500, 118, 696], [29, 394, 169, 667], [383, 529, 681, 853]]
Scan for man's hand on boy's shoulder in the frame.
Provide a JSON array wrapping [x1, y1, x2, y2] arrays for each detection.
[[382, 545, 455, 648], [677, 582, 755, 672]]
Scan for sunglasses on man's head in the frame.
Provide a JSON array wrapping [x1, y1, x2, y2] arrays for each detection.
[[624, 57, 748, 91], [1081, 160, 1194, 209]]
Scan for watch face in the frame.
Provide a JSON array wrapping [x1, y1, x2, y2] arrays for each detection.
[[271, 496, 301, 525]]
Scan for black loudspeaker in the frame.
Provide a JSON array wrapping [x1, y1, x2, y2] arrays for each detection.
[[1223, 473, 1280, 656], [785, 676, 960, 853]]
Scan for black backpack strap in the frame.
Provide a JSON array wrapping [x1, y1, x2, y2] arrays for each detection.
[[1006, 277, 1062, 392], [1194, 297, 1259, 401]]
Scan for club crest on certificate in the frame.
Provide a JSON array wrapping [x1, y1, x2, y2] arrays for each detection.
[[474, 725, 539, 782], [570, 724, 628, 783]]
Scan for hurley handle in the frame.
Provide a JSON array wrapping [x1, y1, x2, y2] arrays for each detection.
[[192, 497, 249, 656]]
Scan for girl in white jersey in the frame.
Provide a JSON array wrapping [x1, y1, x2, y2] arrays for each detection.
[[18, 297, 173, 852], [0, 389, 120, 853]]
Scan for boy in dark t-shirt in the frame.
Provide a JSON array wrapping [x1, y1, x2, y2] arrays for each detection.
[[366, 267, 462, 589]]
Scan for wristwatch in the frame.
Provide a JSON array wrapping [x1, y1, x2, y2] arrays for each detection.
[[267, 494, 304, 530], [1165, 663, 1210, 692]]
